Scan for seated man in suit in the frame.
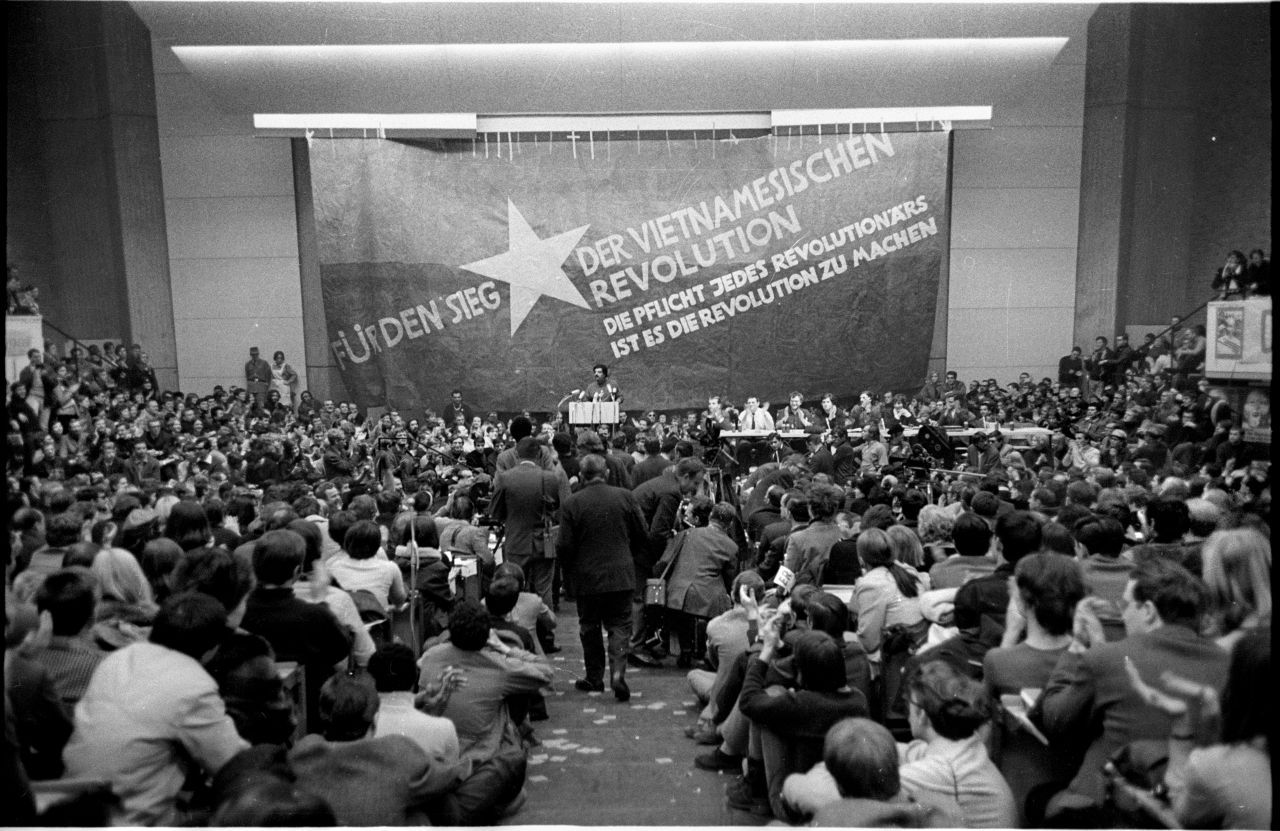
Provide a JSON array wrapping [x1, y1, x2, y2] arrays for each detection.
[[1033, 558, 1230, 823]]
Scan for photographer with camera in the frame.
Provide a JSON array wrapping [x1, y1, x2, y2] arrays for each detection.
[[716, 591, 870, 819], [489, 437, 568, 609]]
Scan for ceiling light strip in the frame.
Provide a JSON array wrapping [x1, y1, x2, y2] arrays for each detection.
[[254, 107, 990, 139]]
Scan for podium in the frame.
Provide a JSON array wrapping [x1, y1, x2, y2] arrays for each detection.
[[569, 401, 620, 426]]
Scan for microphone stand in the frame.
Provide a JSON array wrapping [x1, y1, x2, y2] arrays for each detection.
[[407, 511, 420, 657], [556, 391, 581, 438]]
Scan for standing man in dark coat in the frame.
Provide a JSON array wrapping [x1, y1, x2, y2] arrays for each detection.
[[1057, 346, 1086, 391], [489, 437, 568, 608], [440, 389, 474, 429], [629, 455, 705, 666], [630, 436, 669, 489], [556, 454, 648, 701], [244, 346, 273, 407]]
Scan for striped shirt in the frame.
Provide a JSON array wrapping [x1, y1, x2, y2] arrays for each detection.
[[37, 634, 108, 706]]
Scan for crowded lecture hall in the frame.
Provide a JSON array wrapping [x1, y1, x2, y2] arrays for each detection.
[[5, 2, 1271, 828]]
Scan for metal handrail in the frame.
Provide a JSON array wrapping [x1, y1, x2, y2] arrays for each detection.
[[1130, 296, 1215, 356], [38, 317, 120, 364]]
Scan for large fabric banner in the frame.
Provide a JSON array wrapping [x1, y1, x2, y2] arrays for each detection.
[[311, 132, 950, 411]]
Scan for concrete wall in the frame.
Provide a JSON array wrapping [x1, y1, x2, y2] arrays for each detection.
[[152, 44, 307, 395], [152, 40, 1088, 398], [7, 2, 177, 387], [946, 35, 1085, 385], [1185, 4, 1272, 304], [86, 7, 1273, 400], [1075, 4, 1271, 341]]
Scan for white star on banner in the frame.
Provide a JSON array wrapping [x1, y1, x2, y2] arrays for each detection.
[[460, 199, 592, 336]]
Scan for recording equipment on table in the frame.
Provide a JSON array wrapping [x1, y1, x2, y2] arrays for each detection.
[[914, 423, 955, 467], [704, 467, 734, 507]]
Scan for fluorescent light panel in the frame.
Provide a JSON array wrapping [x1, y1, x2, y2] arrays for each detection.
[[253, 112, 476, 138], [255, 107, 988, 137], [772, 106, 992, 128], [476, 113, 771, 133], [177, 37, 1066, 60]]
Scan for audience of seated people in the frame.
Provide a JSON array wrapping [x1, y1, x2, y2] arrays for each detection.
[[4, 306, 1272, 827]]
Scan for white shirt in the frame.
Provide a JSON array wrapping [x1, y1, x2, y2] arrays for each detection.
[[63, 642, 248, 826], [375, 692, 460, 762], [328, 555, 405, 612]]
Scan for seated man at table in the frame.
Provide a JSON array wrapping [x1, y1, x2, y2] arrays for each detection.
[[734, 397, 776, 469], [776, 392, 818, 452]]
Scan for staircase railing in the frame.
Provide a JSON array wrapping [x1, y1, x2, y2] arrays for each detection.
[[1129, 296, 1216, 359]]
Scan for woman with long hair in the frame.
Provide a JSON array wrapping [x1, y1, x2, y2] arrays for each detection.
[[1199, 527, 1271, 653], [916, 505, 956, 568], [163, 500, 213, 552], [886, 524, 930, 574], [851, 528, 928, 661], [91, 547, 158, 650]]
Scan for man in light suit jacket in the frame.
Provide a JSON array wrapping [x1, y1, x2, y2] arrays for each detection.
[[489, 437, 568, 607], [1033, 558, 1229, 820]]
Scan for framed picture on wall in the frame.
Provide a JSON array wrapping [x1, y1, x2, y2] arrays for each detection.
[[1205, 298, 1272, 382], [1214, 306, 1244, 360], [1241, 387, 1271, 445]]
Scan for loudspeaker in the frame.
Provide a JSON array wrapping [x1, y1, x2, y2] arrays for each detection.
[[914, 425, 954, 466]]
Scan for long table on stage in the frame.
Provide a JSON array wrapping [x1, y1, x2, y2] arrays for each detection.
[[720, 430, 810, 440], [721, 426, 1051, 442]]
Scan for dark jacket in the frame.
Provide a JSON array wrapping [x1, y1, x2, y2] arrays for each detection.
[[821, 538, 863, 585], [739, 656, 868, 740], [241, 586, 352, 729], [288, 734, 466, 826], [1034, 624, 1229, 805], [661, 525, 737, 618], [489, 461, 567, 565], [631, 455, 668, 489], [556, 480, 648, 595]]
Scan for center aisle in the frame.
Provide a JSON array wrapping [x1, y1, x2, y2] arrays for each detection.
[[501, 606, 769, 826]]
